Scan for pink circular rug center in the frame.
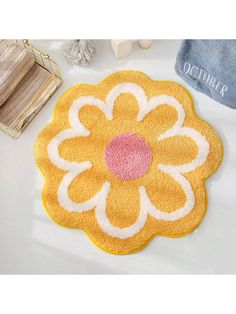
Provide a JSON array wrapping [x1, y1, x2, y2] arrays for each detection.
[[105, 133, 152, 180]]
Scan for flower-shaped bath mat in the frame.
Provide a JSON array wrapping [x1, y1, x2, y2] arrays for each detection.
[[35, 70, 223, 254]]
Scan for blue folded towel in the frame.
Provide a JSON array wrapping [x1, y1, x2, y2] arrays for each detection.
[[175, 40, 236, 109]]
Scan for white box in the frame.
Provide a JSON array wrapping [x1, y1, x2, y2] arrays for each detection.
[[111, 40, 132, 59]]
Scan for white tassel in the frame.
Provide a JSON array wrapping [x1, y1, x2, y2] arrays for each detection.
[[62, 40, 96, 67]]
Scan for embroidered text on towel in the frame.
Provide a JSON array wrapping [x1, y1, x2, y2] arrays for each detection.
[[183, 62, 228, 97]]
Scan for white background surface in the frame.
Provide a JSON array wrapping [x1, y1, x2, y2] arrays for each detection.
[[0, 40, 235, 274]]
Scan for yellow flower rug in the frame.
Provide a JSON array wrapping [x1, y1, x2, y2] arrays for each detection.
[[35, 70, 223, 254]]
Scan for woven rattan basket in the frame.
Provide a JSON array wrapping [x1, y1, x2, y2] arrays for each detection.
[[0, 39, 63, 138]]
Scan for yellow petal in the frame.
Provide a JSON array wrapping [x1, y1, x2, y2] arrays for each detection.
[[156, 135, 198, 166], [68, 168, 105, 203], [143, 168, 186, 213], [113, 93, 140, 121], [106, 182, 140, 228], [140, 104, 178, 139]]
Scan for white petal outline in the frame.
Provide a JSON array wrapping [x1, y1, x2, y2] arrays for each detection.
[[137, 94, 185, 126], [139, 167, 195, 221], [47, 82, 210, 239], [158, 127, 210, 173], [139, 94, 210, 221], [95, 185, 148, 239], [106, 82, 148, 110], [58, 173, 111, 213], [69, 96, 113, 129], [48, 129, 92, 172], [47, 84, 151, 238], [48, 84, 146, 172]]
